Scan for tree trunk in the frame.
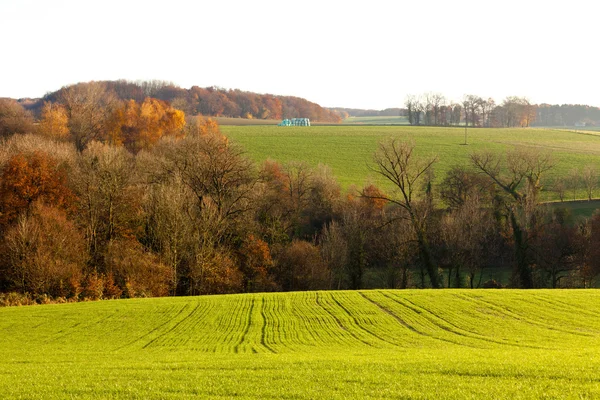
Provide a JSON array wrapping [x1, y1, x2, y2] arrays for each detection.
[[510, 212, 534, 288]]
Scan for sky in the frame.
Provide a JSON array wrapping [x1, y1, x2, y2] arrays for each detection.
[[1, 0, 599, 109]]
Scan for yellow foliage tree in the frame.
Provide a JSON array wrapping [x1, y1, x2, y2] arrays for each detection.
[[106, 98, 186, 153], [39, 102, 69, 139]]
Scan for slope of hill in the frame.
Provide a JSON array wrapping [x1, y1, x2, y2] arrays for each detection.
[[1, 290, 599, 399], [20, 80, 342, 123], [222, 125, 600, 202]]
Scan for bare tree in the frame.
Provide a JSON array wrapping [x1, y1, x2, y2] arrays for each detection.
[[73, 141, 139, 269], [470, 147, 554, 288], [582, 165, 597, 201], [440, 195, 499, 288], [567, 168, 581, 201], [58, 82, 119, 151], [366, 139, 440, 288], [552, 177, 567, 202]]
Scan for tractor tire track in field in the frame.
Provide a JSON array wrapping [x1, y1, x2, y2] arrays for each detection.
[[142, 302, 204, 349], [453, 293, 595, 338], [314, 292, 374, 348], [397, 295, 544, 349], [113, 303, 191, 351], [360, 291, 477, 348], [234, 297, 256, 353], [260, 297, 277, 353], [330, 293, 400, 347], [378, 292, 543, 349]]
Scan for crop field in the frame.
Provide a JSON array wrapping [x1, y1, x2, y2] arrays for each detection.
[[211, 116, 281, 126], [223, 125, 600, 203], [342, 115, 409, 125], [1, 290, 600, 399]]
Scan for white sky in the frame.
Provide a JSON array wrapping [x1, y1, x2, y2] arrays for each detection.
[[1, 0, 599, 109]]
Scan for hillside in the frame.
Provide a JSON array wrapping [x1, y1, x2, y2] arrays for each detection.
[[1, 290, 600, 398], [223, 125, 600, 201], [19, 80, 342, 123]]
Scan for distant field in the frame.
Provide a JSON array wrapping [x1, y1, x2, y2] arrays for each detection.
[[1, 290, 600, 399], [343, 115, 409, 125], [546, 126, 600, 133], [549, 199, 600, 220], [223, 125, 600, 203], [210, 116, 280, 125]]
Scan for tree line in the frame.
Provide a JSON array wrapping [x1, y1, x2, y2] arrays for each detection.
[[17, 80, 342, 123], [403, 93, 600, 128], [0, 87, 600, 305]]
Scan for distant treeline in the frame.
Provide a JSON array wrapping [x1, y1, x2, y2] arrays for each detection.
[[329, 95, 600, 127], [17, 80, 342, 123], [328, 107, 404, 119], [402, 93, 600, 128]]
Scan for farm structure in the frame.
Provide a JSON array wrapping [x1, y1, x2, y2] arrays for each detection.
[[278, 118, 310, 126]]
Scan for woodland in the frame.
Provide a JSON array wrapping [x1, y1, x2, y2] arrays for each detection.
[[0, 81, 600, 306]]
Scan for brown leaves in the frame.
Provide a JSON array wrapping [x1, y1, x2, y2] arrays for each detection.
[[108, 98, 186, 153], [0, 151, 75, 226]]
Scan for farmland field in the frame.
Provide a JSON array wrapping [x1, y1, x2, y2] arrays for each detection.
[[222, 125, 600, 203], [342, 115, 409, 125], [1, 290, 600, 399]]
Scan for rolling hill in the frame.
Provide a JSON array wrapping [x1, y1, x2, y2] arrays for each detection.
[[1, 290, 599, 399]]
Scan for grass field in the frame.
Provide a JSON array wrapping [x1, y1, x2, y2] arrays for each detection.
[[342, 116, 409, 125], [1, 290, 599, 399], [222, 125, 600, 204], [211, 116, 281, 126], [549, 199, 600, 221]]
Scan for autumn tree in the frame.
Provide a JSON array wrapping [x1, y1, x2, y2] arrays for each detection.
[[107, 98, 186, 153], [237, 234, 275, 292], [105, 239, 172, 297], [1, 203, 86, 297], [274, 240, 329, 291], [0, 151, 74, 227], [470, 147, 554, 288], [39, 102, 69, 140], [0, 99, 34, 137]]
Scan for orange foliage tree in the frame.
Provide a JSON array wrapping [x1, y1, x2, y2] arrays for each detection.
[[0, 151, 74, 226], [238, 234, 275, 292], [107, 98, 185, 153]]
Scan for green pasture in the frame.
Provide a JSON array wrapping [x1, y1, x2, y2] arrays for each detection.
[[342, 115, 409, 125], [212, 116, 280, 126], [223, 125, 600, 204], [1, 290, 600, 399], [549, 200, 600, 221]]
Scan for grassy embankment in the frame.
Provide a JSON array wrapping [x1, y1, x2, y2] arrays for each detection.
[[1, 290, 600, 399]]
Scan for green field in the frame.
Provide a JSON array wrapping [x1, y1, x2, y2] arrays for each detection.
[[211, 116, 281, 126], [1, 290, 600, 399], [342, 116, 409, 125], [222, 125, 600, 203]]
